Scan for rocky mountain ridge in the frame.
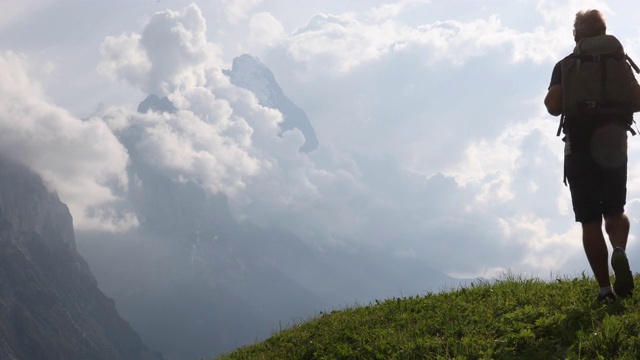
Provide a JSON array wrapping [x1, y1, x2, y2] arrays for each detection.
[[223, 54, 319, 153], [0, 156, 162, 360]]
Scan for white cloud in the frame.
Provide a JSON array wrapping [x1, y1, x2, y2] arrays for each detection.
[[248, 12, 285, 48], [8, 0, 640, 280], [253, 1, 640, 278], [99, 74, 286, 199], [283, 13, 401, 74], [0, 0, 54, 30], [535, 0, 611, 30], [222, 0, 264, 24], [268, 0, 621, 80], [99, 4, 222, 96], [277, 11, 527, 77], [98, 4, 303, 203], [503, 214, 582, 273], [0, 51, 135, 232], [366, 0, 431, 22], [98, 32, 151, 88], [97, 5, 385, 245]]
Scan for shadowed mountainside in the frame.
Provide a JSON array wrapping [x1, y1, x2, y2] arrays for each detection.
[[0, 156, 162, 360]]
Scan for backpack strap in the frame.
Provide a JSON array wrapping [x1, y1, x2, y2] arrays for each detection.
[[629, 120, 638, 135], [569, 52, 640, 74], [575, 100, 632, 113], [556, 113, 565, 137], [557, 114, 637, 136], [626, 54, 640, 74], [626, 54, 640, 136], [571, 53, 624, 62]]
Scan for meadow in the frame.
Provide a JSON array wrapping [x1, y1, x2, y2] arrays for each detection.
[[218, 274, 640, 360]]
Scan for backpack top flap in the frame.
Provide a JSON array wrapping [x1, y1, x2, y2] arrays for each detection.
[[576, 34, 623, 57], [561, 34, 633, 119]]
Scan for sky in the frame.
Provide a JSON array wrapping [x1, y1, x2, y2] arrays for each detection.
[[2, 0, 640, 280]]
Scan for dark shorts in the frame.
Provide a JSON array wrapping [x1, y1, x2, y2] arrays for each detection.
[[565, 152, 627, 223]]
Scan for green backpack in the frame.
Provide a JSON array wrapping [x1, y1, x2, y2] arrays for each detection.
[[557, 34, 640, 136]]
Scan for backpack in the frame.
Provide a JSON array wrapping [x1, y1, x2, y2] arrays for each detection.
[[557, 34, 640, 137]]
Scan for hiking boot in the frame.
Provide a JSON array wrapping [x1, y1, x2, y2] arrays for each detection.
[[612, 247, 634, 298], [595, 291, 616, 303]]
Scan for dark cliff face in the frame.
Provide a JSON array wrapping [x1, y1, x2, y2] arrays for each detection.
[[0, 157, 162, 360]]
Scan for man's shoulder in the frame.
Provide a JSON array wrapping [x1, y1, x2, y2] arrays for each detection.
[[550, 54, 572, 81], [559, 53, 573, 64], [551, 54, 573, 69]]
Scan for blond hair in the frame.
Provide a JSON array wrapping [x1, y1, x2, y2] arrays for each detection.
[[574, 9, 606, 41]]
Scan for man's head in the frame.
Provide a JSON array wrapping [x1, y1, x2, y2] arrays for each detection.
[[574, 9, 606, 43]]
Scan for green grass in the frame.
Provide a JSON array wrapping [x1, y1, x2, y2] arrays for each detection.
[[216, 274, 640, 360]]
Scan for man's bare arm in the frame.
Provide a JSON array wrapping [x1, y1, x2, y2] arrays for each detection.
[[544, 84, 562, 116]]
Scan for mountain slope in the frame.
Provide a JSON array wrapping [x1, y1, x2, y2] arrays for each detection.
[[0, 156, 162, 360], [218, 275, 640, 360]]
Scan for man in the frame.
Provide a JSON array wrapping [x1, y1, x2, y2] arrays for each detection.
[[544, 9, 640, 302]]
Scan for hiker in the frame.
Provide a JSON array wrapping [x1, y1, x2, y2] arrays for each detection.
[[544, 9, 640, 302]]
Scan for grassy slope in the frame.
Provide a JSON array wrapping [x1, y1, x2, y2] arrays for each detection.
[[216, 274, 640, 360]]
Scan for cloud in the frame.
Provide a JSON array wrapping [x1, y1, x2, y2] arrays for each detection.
[[284, 13, 401, 74], [98, 32, 151, 89], [248, 12, 285, 48], [535, 0, 611, 30], [99, 5, 386, 246], [0, 0, 54, 30], [99, 4, 222, 96], [222, 0, 264, 25], [99, 4, 303, 201], [0, 51, 135, 232], [415, 107, 583, 276], [278, 12, 516, 76], [249, 1, 625, 277], [14, 0, 640, 279], [269, 0, 620, 80], [100, 78, 287, 200], [86, 1, 640, 282], [366, 0, 431, 22]]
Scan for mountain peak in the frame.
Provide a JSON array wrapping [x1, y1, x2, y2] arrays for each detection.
[[223, 55, 280, 106], [233, 54, 269, 72], [137, 94, 177, 114], [224, 54, 319, 153]]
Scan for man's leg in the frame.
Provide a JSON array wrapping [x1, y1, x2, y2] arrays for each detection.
[[605, 212, 634, 296], [582, 219, 611, 288], [604, 211, 629, 250], [601, 151, 632, 296], [566, 152, 616, 298]]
